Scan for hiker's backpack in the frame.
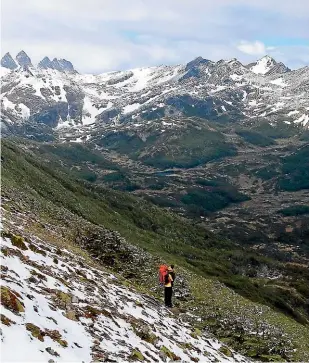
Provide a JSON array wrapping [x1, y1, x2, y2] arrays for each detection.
[[159, 265, 168, 285]]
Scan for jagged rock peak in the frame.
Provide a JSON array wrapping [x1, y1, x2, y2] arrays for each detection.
[[1, 52, 18, 69], [248, 55, 289, 75], [38, 56, 76, 73], [16, 50, 33, 68], [185, 56, 210, 71], [51, 58, 75, 72], [38, 56, 53, 69]]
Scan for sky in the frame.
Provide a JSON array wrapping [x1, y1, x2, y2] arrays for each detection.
[[1, 0, 309, 74]]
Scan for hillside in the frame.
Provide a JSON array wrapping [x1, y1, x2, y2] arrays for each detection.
[[2, 231, 248, 362], [2, 138, 309, 362]]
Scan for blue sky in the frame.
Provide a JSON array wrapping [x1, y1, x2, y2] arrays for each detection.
[[1, 0, 309, 73]]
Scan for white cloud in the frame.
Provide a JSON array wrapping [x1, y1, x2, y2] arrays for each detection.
[[237, 41, 267, 56]]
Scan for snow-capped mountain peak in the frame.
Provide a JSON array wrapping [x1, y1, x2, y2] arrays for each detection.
[[248, 55, 290, 75], [249, 55, 276, 74]]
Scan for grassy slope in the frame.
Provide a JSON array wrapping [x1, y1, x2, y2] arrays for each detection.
[[2, 138, 309, 361]]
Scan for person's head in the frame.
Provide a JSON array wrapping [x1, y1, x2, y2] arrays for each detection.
[[168, 266, 173, 272], [170, 264, 174, 270]]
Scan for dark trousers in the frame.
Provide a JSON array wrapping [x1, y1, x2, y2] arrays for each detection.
[[164, 287, 173, 307]]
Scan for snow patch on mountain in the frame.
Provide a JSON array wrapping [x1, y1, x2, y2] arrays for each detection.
[[294, 113, 309, 126], [250, 56, 276, 75], [270, 78, 287, 87], [18, 103, 31, 119], [123, 103, 141, 114], [82, 96, 103, 125], [287, 110, 300, 116]]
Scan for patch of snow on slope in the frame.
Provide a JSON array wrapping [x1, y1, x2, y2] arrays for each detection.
[[123, 103, 141, 114], [270, 78, 287, 87], [250, 56, 274, 75], [129, 67, 155, 91], [0, 66, 11, 77], [294, 114, 309, 126], [82, 96, 102, 125], [288, 110, 300, 116], [18, 103, 30, 119], [210, 85, 227, 93], [18, 74, 46, 98], [230, 74, 242, 81], [1, 97, 16, 110]]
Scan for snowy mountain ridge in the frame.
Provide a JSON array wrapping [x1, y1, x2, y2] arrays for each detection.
[[1, 51, 309, 141]]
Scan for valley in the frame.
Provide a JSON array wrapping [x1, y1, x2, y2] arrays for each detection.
[[1, 50, 309, 361]]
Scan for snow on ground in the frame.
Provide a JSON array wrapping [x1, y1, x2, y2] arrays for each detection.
[[1, 97, 16, 110], [18, 103, 30, 119], [294, 113, 309, 126], [1, 228, 249, 363], [82, 96, 104, 125], [123, 103, 141, 114], [1, 97, 30, 120], [0, 66, 11, 77], [270, 78, 287, 87], [287, 110, 300, 116], [230, 74, 243, 81], [210, 85, 227, 93]]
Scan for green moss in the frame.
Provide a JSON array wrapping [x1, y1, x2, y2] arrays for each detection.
[[29, 243, 47, 256], [190, 328, 202, 339], [160, 346, 180, 361], [65, 311, 78, 321], [30, 269, 47, 281], [26, 323, 44, 341], [57, 291, 72, 305], [3, 232, 28, 250], [45, 329, 68, 347], [84, 305, 112, 319], [1, 286, 25, 314], [130, 349, 144, 361], [0, 314, 15, 326], [219, 346, 233, 357], [259, 354, 284, 362]]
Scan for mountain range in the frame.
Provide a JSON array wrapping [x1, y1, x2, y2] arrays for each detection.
[[1, 50, 308, 137]]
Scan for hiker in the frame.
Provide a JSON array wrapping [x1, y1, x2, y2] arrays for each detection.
[[164, 266, 174, 308], [170, 264, 176, 287]]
